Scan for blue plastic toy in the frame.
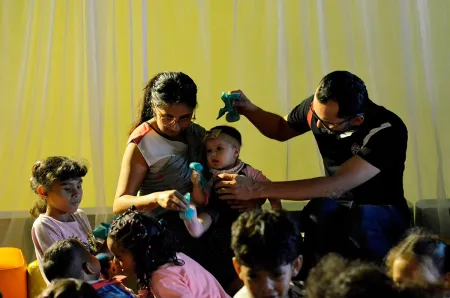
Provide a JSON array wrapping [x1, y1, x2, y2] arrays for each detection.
[[217, 92, 242, 122], [189, 162, 208, 189], [179, 193, 195, 220]]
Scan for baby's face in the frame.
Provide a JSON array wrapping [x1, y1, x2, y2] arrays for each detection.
[[205, 138, 239, 170], [392, 256, 440, 286]]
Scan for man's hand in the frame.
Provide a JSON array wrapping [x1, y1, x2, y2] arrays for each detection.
[[228, 90, 258, 116], [214, 173, 263, 201]]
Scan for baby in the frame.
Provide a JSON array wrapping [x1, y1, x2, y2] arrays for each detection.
[[183, 125, 282, 238]]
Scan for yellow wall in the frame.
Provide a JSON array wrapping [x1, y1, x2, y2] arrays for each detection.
[[1, 0, 449, 212]]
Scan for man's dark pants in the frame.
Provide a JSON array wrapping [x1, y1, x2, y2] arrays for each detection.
[[293, 198, 411, 279]]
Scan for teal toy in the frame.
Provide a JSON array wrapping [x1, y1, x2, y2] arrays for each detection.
[[179, 193, 195, 220], [92, 214, 120, 240], [189, 162, 208, 189], [217, 92, 242, 122]]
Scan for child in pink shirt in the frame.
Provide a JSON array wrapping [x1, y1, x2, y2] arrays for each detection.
[[107, 206, 230, 298], [29, 156, 97, 282]]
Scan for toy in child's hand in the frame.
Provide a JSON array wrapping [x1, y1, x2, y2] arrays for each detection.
[[179, 193, 195, 220], [217, 92, 242, 122], [189, 162, 208, 189], [189, 162, 204, 172]]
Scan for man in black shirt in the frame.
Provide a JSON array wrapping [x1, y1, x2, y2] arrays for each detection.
[[215, 71, 410, 266]]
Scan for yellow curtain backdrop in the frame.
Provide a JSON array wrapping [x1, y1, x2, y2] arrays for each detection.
[[1, 0, 450, 259]]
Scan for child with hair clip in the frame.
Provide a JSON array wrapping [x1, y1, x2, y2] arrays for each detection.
[[182, 125, 282, 238], [107, 206, 230, 298], [39, 278, 100, 298], [386, 227, 450, 290], [30, 156, 97, 282]]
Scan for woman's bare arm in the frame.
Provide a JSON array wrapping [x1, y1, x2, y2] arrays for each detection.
[[113, 143, 159, 214]]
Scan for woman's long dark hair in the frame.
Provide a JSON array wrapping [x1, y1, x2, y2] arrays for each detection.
[[128, 72, 198, 135], [108, 206, 184, 289]]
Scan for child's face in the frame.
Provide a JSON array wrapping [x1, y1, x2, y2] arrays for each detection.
[[41, 178, 83, 214], [107, 237, 136, 276], [206, 138, 239, 170], [233, 257, 302, 298], [392, 256, 440, 286]]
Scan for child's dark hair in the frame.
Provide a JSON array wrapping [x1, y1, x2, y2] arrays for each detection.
[[325, 262, 399, 298], [305, 253, 351, 298], [129, 72, 198, 135], [39, 278, 99, 298], [386, 227, 450, 278], [231, 209, 303, 271], [29, 156, 88, 219], [43, 238, 90, 282], [108, 206, 184, 289]]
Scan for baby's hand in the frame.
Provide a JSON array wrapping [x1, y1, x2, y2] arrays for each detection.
[[191, 170, 201, 185]]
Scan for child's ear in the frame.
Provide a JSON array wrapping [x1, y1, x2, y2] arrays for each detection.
[[233, 147, 240, 158], [232, 257, 242, 276], [292, 255, 303, 277], [83, 261, 96, 275], [36, 185, 48, 199]]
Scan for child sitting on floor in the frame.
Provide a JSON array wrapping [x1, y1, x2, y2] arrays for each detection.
[[30, 156, 97, 282], [231, 209, 304, 298], [42, 238, 135, 297], [183, 125, 282, 238], [107, 206, 230, 298]]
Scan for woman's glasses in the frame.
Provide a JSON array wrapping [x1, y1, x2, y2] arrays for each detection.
[[154, 108, 195, 128]]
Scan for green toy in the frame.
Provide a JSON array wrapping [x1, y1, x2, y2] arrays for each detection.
[[179, 193, 195, 220], [217, 92, 242, 122], [189, 162, 208, 189]]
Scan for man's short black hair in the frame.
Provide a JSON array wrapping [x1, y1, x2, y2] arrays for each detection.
[[43, 238, 88, 282], [231, 209, 303, 270], [316, 70, 369, 118]]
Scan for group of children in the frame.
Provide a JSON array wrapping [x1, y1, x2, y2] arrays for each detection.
[[28, 125, 282, 297], [26, 125, 450, 298]]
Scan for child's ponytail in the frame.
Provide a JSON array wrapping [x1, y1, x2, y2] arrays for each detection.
[[30, 161, 48, 219]]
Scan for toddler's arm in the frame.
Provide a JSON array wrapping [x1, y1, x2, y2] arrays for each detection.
[[191, 170, 209, 206]]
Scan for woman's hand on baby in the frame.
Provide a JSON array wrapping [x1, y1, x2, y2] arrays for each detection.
[[191, 170, 201, 185], [155, 190, 189, 211], [228, 90, 258, 115], [214, 173, 263, 201]]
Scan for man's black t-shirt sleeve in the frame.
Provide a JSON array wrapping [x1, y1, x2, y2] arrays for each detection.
[[357, 123, 408, 171], [287, 95, 314, 134]]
